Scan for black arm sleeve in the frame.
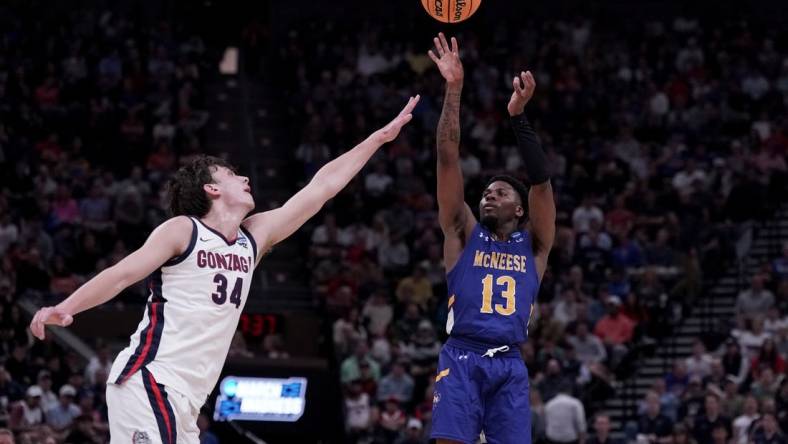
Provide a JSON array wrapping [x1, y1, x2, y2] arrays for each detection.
[[510, 113, 550, 185]]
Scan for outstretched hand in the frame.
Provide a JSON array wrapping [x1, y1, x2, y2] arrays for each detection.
[[30, 306, 73, 340], [376, 95, 421, 143], [428, 33, 463, 86], [507, 70, 536, 116]]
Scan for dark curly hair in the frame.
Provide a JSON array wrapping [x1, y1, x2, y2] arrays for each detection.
[[166, 155, 236, 217]]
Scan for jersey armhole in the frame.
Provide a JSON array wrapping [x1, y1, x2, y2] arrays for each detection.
[[239, 225, 258, 263], [163, 217, 197, 266], [445, 223, 483, 278]]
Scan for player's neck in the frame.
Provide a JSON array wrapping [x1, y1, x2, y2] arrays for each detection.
[[200, 207, 245, 241], [490, 221, 519, 242]]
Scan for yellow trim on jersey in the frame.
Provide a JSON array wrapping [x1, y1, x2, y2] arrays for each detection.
[[435, 368, 451, 383], [448, 295, 455, 308]]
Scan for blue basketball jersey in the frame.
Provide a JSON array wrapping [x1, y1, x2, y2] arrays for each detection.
[[445, 223, 539, 346]]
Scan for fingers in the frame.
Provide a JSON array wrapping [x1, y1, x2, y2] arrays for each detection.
[[450, 36, 459, 54], [396, 95, 420, 118], [438, 32, 450, 55], [523, 70, 536, 91], [30, 308, 48, 340], [513, 76, 523, 94], [428, 50, 439, 63], [59, 313, 74, 327], [433, 37, 445, 57]]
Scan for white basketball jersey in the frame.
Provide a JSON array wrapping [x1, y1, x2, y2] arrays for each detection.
[[107, 217, 257, 408]]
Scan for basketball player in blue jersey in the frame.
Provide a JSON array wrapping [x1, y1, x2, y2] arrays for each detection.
[[29, 95, 420, 444], [427, 33, 556, 444]]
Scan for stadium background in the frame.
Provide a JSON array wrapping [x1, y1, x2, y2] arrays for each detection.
[[0, 0, 786, 443]]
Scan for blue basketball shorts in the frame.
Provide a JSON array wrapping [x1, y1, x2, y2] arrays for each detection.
[[430, 337, 531, 444]]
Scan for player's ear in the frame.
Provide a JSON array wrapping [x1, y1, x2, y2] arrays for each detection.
[[203, 183, 221, 198], [515, 205, 524, 219]]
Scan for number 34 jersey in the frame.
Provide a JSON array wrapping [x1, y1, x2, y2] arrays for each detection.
[[107, 217, 257, 409], [446, 224, 539, 346]]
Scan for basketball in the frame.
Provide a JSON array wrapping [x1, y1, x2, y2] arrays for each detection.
[[421, 0, 482, 23]]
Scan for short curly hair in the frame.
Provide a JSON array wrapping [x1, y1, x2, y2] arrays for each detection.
[[166, 155, 236, 217]]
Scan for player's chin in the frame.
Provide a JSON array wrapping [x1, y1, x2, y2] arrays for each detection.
[[480, 214, 499, 231]]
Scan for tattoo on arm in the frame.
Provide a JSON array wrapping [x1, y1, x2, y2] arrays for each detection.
[[437, 90, 461, 164]]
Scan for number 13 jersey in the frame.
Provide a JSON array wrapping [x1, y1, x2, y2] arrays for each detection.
[[107, 217, 257, 409], [445, 224, 539, 346]]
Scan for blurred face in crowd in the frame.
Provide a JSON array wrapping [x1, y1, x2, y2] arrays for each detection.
[[645, 392, 660, 416], [705, 395, 720, 417], [763, 414, 778, 434], [743, 396, 758, 415], [711, 425, 728, 444], [576, 322, 588, 339], [594, 415, 611, 437], [479, 181, 523, 232], [0, 430, 13, 444]]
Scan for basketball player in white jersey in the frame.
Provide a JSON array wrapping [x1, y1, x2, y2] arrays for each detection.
[[29, 95, 421, 444]]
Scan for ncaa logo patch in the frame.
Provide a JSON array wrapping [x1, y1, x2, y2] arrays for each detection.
[[432, 391, 441, 407], [132, 431, 151, 444]]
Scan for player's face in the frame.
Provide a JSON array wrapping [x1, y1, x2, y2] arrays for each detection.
[[212, 166, 255, 210], [479, 181, 523, 230]]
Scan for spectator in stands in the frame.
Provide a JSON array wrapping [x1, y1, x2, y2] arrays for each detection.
[[63, 414, 102, 444], [721, 339, 750, 385], [677, 376, 706, 424], [0, 428, 13, 444], [636, 391, 674, 444], [9, 385, 44, 431], [394, 418, 426, 444], [572, 195, 604, 234], [378, 397, 407, 443], [732, 396, 760, 444], [35, 371, 57, 412], [395, 265, 433, 311], [377, 360, 415, 404], [751, 368, 782, 402], [0, 366, 24, 410], [685, 339, 713, 380], [334, 307, 368, 357], [594, 295, 635, 367], [544, 381, 587, 444], [341, 341, 381, 384], [567, 321, 607, 366], [740, 317, 773, 358], [750, 413, 786, 444], [84, 343, 112, 386], [736, 274, 776, 317], [750, 339, 786, 379], [587, 413, 623, 444], [345, 379, 375, 443], [363, 290, 394, 337], [693, 394, 732, 444], [45, 384, 81, 432]]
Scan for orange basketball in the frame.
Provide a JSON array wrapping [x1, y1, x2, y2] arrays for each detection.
[[421, 0, 482, 24]]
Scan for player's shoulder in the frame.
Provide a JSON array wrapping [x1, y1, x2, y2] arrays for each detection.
[[150, 216, 196, 243], [158, 215, 195, 232]]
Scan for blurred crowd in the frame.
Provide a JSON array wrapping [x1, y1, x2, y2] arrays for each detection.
[[0, 4, 213, 443], [1, 2, 787, 444], [275, 15, 788, 444]]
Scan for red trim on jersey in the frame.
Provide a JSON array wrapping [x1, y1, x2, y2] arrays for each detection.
[[148, 371, 174, 444]]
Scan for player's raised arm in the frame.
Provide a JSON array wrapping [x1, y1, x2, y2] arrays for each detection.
[[429, 33, 476, 268], [30, 216, 194, 339], [242, 95, 420, 257], [507, 70, 556, 279]]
